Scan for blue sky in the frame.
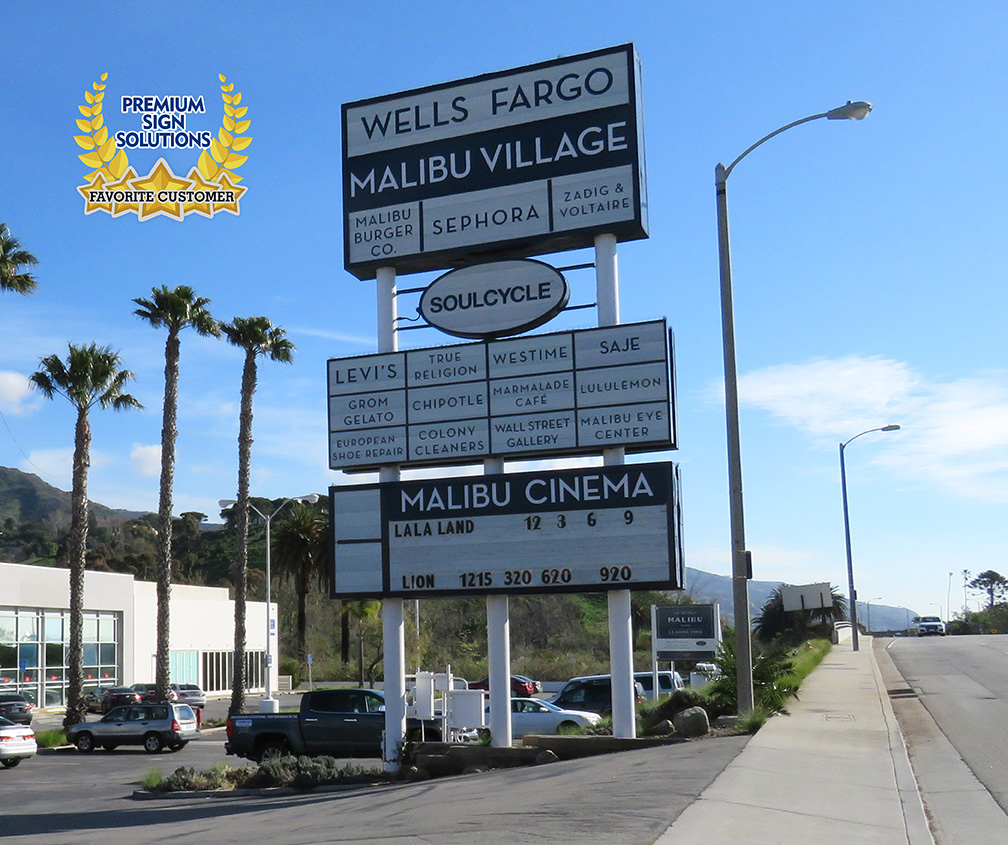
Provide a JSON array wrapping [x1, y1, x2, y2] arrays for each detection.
[[1, 1, 1005, 621]]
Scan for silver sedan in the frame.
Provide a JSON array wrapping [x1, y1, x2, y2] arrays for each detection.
[[488, 697, 602, 739]]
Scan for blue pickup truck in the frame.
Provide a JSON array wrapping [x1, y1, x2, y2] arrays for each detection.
[[225, 688, 441, 762]]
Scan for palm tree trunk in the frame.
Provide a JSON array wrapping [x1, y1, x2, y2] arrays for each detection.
[[297, 589, 308, 664], [230, 351, 257, 716], [64, 408, 91, 729], [156, 331, 179, 701], [341, 605, 350, 663]]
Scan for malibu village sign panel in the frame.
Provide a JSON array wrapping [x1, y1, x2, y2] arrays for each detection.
[[342, 44, 647, 279]]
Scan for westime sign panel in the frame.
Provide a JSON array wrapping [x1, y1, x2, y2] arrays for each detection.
[[342, 44, 647, 279]]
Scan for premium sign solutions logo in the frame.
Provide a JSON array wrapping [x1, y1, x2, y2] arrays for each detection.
[[75, 73, 251, 220]]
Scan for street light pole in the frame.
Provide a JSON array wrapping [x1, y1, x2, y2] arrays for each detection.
[[864, 597, 882, 633], [219, 493, 319, 713], [716, 100, 872, 712], [840, 425, 899, 651]]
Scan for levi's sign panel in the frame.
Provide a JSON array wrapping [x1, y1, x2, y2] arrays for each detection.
[[342, 44, 647, 279], [326, 318, 676, 471], [330, 462, 684, 599]]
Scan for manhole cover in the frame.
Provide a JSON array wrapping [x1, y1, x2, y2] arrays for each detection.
[[888, 688, 918, 699]]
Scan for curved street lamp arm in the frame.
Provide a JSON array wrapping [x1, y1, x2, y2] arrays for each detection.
[[720, 112, 829, 181]]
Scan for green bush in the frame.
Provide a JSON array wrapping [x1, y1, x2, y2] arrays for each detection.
[[245, 756, 380, 791], [638, 688, 711, 734], [703, 636, 798, 718], [278, 658, 303, 689], [33, 728, 68, 748]]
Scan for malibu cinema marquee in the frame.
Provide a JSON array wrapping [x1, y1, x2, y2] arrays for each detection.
[[342, 44, 648, 279]]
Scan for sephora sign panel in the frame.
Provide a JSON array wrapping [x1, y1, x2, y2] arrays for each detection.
[[342, 43, 648, 279]]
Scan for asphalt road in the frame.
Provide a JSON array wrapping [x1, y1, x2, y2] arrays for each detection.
[[879, 634, 1008, 844], [3, 696, 750, 844]]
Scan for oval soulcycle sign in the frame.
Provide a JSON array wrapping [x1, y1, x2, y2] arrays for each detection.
[[419, 259, 569, 339]]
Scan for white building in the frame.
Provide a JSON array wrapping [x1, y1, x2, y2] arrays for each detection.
[[0, 561, 273, 707]]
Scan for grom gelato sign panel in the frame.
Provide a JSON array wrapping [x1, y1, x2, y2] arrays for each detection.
[[342, 44, 648, 279], [419, 259, 569, 339]]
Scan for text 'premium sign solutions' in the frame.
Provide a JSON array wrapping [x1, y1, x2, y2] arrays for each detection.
[[343, 44, 647, 278], [330, 462, 683, 599], [328, 319, 675, 471]]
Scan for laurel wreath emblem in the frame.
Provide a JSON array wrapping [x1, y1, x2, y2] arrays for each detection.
[[75, 73, 252, 220]]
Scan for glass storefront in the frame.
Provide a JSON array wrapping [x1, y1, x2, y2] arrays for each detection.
[[0, 608, 121, 706]]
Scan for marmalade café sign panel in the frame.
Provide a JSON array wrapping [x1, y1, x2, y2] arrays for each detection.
[[342, 43, 648, 279]]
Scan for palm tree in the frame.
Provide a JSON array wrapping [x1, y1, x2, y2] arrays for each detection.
[[753, 585, 847, 645], [0, 223, 39, 295], [29, 344, 141, 728], [272, 501, 329, 664], [133, 286, 219, 701], [221, 317, 294, 716]]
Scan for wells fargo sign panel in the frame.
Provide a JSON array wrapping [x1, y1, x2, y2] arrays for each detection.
[[342, 44, 647, 278]]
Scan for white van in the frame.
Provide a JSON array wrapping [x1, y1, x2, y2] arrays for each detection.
[[634, 671, 685, 700]]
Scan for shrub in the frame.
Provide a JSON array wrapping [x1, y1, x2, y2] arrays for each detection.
[[639, 688, 710, 734], [33, 728, 68, 748], [278, 658, 303, 689], [703, 636, 798, 717], [244, 756, 379, 791]]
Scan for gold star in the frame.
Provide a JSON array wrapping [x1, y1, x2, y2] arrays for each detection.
[[182, 167, 219, 218], [212, 171, 248, 216], [103, 167, 142, 217], [129, 159, 193, 221], [77, 173, 113, 215]]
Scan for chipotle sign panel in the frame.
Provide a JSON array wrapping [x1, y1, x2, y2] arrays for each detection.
[[419, 259, 569, 339]]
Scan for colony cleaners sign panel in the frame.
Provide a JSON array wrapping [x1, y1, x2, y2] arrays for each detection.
[[330, 462, 683, 599], [342, 44, 647, 279]]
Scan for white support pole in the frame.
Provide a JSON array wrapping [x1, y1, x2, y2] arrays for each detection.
[[377, 265, 407, 772], [595, 233, 635, 739], [484, 455, 512, 747]]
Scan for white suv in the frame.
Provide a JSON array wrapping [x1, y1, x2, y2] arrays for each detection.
[[915, 616, 946, 636]]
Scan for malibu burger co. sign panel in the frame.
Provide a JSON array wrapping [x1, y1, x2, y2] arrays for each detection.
[[342, 44, 648, 279]]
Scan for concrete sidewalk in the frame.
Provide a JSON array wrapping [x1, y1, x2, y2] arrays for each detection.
[[656, 637, 933, 845]]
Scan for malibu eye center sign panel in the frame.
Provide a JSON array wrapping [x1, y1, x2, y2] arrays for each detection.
[[330, 462, 683, 599], [342, 44, 647, 279], [327, 319, 675, 471]]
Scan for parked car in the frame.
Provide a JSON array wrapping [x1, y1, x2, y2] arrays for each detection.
[[915, 616, 947, 636], [131, 683, 177, 702], [469, 675, 540, 697], [170, 684, 206, 708], [634, 671, 685, 701], [550, 674, 644, 716], [0, 716, 36, 768], [0, 693, 33, 725], [487, 697, 601, 739], [67, 703, 199, 753], [86, 686, 141, 714], [225, 688, 441, 763]]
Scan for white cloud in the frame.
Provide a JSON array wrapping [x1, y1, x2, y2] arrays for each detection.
[[0, 371, 37, 414], [723, 356, 1008, 503], [130, 444, 161, 477]]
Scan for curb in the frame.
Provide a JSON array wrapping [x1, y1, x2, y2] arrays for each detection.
[[868, 640, 935, 845]]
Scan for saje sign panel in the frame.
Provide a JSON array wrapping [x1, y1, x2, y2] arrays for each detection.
[[419, 259, 569, 339], [342, 43, 648, 279], [330, 461, 683, 599]]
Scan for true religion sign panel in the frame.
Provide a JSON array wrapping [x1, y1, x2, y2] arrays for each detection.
[[342, 44, 648, 278]]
